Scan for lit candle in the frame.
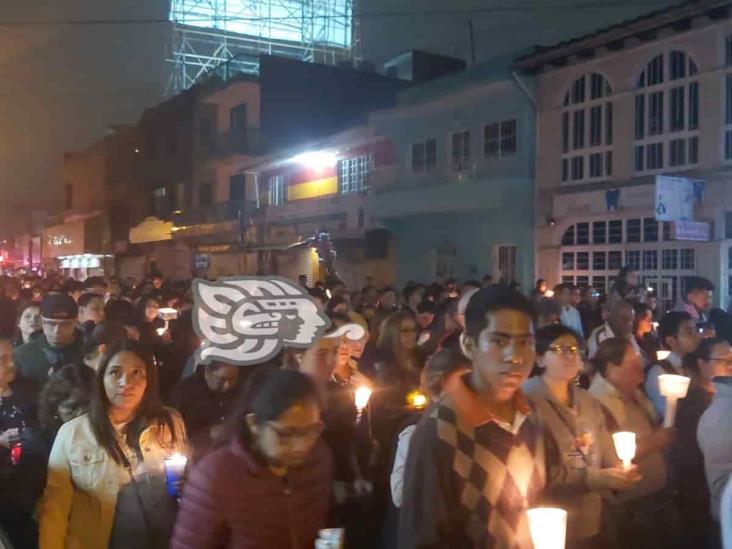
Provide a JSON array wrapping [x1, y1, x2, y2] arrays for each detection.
[[354, 386, 372, 413], [544, 290, 555, 298], [527, 507, 567, 549], [612, 431, 636, 471], [658, 374, 691, 427], [406, 390, 428, 409], [163, 453, 188, 497], [656, 350, 671, 361], [156, 327, 167, 337], [652, 321, 659, 330]]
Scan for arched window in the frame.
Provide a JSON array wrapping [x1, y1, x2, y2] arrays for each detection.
[[634, 51, 699, 172], [724, 35, 732, 160], [561, 73, 614, 183]]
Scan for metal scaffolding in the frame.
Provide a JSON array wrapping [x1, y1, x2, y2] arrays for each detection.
[[167, 0, 352, 94]]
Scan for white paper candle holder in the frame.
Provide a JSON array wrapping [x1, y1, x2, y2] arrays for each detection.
[[612, 431, 636, 471], [658, 374, 690, 427], [527, 507, 567, 549]]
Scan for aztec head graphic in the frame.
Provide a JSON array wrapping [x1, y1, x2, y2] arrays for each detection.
[[193, 276, 330, 366]]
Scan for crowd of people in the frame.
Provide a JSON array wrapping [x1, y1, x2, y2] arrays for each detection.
[[0, 268, 729, 548]]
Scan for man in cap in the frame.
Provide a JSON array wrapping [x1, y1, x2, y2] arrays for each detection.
[[13, 293, 84, 384]]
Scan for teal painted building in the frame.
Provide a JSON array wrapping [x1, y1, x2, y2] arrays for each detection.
[[367, 61, 536, 288]]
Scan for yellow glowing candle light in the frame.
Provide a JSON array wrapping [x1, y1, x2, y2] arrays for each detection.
[[354, 386, 372, 413], [527, 507, 567, 549], [612, 431, 636, 471], [658, 374, 691, 427], [406, 390, 428, 409], [544, 290, 555, 298]]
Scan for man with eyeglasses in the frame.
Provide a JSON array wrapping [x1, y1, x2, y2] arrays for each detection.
[[399, 286, 545, 548], [645, 311, 700, 418]]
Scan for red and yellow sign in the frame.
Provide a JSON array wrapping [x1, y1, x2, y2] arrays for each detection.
[[286, 166, 338, 201]]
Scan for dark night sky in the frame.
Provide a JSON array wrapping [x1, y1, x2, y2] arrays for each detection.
[[356, 0, 677, 66], [0, 0, 677, 236], [0, 0, 169, 234]]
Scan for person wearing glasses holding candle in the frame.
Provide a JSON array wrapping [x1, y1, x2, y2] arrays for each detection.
[[671, 338, 732, 547], [588, 338, 680, 549], [524, 325, 639, 548], [171, 368, 332, 549], [38, 340, 189, 549], [399, 286, 545, 549]]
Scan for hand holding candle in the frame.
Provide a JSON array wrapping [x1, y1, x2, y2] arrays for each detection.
[[612, 431, 636, 471], [658, 374, 691, 427], [164, 453, 188, 497], [527, 507, 567, 549]]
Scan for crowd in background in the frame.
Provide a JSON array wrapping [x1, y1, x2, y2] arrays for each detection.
[[0, 267, 730, 548]]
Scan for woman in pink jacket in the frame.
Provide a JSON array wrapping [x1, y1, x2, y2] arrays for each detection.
[[172, 367, 333, 549]]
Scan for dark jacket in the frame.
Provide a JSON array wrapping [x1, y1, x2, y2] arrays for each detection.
[[669, 383, 716, 545], [169, 370, 243, 461], [171, 438, 333, 549], [12, 332, 84, 385]]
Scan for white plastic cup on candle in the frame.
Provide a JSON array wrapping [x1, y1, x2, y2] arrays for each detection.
[[164, 453, 188, 497], [612, 431, 636, 471], [656, 350, 671, 361], [527, 507, 567, 549], [659, 374, 691, 427]]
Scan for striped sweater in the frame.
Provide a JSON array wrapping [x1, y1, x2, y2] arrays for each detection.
[[399, 376, 546, 549]]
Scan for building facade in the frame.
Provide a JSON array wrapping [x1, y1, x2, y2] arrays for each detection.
[[517, 0, 732, 309], [367, 63, 536, 289]]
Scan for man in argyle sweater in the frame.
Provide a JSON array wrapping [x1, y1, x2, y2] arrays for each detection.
[[399, 286, 545, 549]]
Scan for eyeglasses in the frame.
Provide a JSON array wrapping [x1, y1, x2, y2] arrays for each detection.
[[266, 421, 325, 445], [547, 344, 581, 356]]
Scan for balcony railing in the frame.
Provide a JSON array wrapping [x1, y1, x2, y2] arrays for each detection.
[[211, 128, 265, 158]]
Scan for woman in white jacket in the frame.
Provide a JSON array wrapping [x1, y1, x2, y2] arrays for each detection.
[[38, 339, 189, 549]]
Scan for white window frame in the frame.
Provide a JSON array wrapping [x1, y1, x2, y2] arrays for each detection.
[[724, 35, 732, 162], [494, 244, 517, 283], [559, 216, 696, 305], [561, 73, 614, 184], [411, 138, 437, 173], [450, 130, 470, 173], [339, 153, 374, 194], [634, 51, 700, 175], [268, 175, 285, 206]]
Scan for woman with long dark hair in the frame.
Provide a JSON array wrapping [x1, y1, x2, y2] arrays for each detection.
[[609, 266, 645, 304], [38, 340, 189, 549], [171, 368, 332, 549], [38, 364, 94, 445]]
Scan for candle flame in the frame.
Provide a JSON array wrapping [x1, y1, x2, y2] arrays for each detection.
[[407, 390, 428, 409], [354, 386, 372, 412]]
